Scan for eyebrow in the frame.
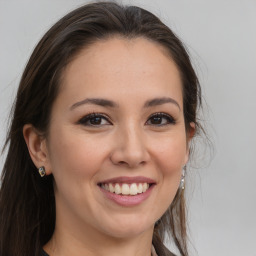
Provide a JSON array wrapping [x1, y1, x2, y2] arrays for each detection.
[[70, 98, 118, 110], [70, 97, 180, 110], [144, 97, 180, 110]]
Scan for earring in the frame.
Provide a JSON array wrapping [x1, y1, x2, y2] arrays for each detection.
[[180, 165, 186, 190], [38, 166, 46, 177]]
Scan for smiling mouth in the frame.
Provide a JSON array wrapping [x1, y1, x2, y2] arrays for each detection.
[[99, 182, 152, 196]]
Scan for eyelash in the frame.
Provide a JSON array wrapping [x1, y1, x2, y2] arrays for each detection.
[[146, 112, 176, 126], [78, 112, 175, 127], [78, 112, 111, 127]]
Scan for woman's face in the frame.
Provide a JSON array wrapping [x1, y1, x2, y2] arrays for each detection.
[[44, 37, 192, 240]]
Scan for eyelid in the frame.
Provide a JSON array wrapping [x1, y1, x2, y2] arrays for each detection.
[[77, 111, 175, 127], [78, 112, 112, 126], [146, 112, 176, 125]]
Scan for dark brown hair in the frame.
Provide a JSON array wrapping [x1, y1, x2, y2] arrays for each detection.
[[0, 2, 202, 256]]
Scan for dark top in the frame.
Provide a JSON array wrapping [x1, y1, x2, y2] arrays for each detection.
[[41, 249, 49, 256], [41, 244, 175, 256]]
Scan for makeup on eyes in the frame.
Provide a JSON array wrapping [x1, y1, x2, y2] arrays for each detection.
[[77, 112, 176, 127], [146, 112, 176, 126], [78, 112, 111, 126]]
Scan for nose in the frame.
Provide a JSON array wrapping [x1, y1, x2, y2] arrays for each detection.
[[110, 124, 150, 168]]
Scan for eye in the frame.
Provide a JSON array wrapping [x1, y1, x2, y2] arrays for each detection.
[[146, 112, 175, 126], [78, 113, 111, 126]]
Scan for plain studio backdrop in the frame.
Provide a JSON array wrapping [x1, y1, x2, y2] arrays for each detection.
[[0, 0, 255, 255]]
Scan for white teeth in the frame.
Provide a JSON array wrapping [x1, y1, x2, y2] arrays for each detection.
[[138, 183, 143, 193], [121, 184, 130, 195], [101, 182, 150, 195], [142, 183, 149, 192], [109, 183, 115, 193], [114, 184, 121, 194], [130, 183, 138, 195]]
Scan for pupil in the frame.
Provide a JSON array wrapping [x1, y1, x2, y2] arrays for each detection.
[[152, 117, 161, 124], [91, 117, 101, 125]]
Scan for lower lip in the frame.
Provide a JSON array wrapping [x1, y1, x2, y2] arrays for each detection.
[[99, 185, 155, 207]]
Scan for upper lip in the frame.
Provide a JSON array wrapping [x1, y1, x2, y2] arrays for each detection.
[[98, 176, 156, 184]]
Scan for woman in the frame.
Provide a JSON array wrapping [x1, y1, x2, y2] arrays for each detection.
[[0, 2, 202, 256]]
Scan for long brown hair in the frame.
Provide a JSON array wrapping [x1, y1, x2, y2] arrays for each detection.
[[0, 2, 202, 256]]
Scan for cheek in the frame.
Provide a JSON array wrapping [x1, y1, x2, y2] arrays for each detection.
[[151, 132, 187, 175], [47, 127, 109, 181], [150, 133, 187, 204]]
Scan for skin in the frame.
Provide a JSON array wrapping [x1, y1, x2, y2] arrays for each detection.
[[24, 37, 194, 256]]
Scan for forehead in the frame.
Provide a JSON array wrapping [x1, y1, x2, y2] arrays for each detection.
[[59, 37, 183, 106]]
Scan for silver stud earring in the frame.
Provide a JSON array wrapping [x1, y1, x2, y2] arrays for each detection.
[[38, 166, 46, 177], [180, 165, 186, 190]]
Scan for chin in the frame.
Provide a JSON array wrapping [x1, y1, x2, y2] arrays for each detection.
[[98, 214, 155, 239]]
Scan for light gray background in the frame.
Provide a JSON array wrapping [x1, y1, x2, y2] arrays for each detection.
[[0, 0, 255, 255]]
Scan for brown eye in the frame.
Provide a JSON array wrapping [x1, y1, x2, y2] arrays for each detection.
[[79, 113, 111, 126], [150, 116, 162, 125], [146, 113, 175, 126], [89, 116, 102, 125]]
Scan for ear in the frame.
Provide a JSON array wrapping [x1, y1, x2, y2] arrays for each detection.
[[23, 124, 52, 175], [184, 122, 196, 164], [187, 122, 196, 142]]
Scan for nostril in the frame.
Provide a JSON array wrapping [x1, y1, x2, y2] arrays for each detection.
[[110, 148, 149, 168], [118, 161, 127, 165], [117, 160, 146, 167]]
